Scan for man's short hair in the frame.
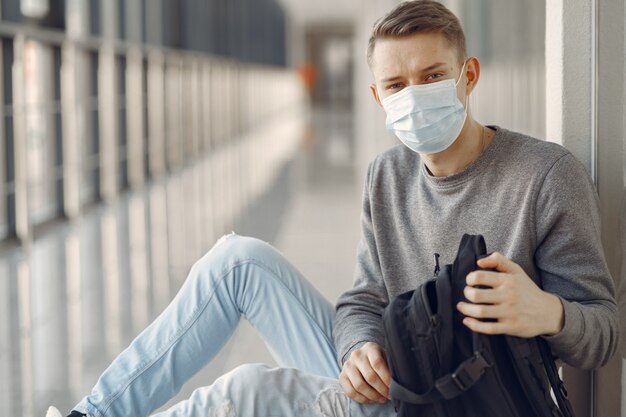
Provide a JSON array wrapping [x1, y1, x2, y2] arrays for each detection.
[[367, 0, 467, 68]]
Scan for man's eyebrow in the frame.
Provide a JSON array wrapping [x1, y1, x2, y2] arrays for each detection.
[[419, 62, 448, 73], [380, 62, 448, 83], [381, 76, 403, 83]]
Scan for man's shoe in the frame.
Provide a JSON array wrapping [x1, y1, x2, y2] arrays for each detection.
[[46, 407, 62, 417], [46, 407, 85, 417]]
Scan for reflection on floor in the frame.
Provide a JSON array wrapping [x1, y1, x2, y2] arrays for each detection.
[[0, 107, 363, 417]]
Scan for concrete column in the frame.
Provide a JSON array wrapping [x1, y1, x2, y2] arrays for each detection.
[[125, 0, 145, 188], [200, 62, 212, 152], [545, 0, 596, 176], [164, 60, 183, 169], [126, 47, 146, 187], [60, 43, 81, 218], [64, 0, 93, 209], [547, 1, 626, 416], [12, 34, 31, 243], [98, 1, 119, 200], [65, 0, 89, 38], [147, 51, 166, 178], [189, 60, 201, 156], [594, 0, 626, 416], [98, 46, 118, 201], [545, 3, 595, 416]]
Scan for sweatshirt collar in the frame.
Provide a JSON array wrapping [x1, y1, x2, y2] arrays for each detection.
[[420, 125, 505, 188]]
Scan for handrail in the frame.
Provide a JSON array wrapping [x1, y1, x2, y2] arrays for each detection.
[[0, 20, 289, 71]]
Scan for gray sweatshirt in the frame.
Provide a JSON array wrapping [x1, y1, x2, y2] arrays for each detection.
[[334, 126, 619, 370]]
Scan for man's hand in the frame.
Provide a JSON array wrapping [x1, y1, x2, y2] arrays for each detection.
[[339, 342, 392, 404], [456, 252, 565, 338]]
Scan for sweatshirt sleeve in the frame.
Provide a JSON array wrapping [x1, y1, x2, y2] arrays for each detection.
[[333, 158, 390, 367], [535, 153, 619, 369]]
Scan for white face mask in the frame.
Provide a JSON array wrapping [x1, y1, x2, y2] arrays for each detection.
[[381, 61, 467, 154]]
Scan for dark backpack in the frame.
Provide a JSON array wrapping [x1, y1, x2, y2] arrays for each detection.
[[382, 234, 575, 417]]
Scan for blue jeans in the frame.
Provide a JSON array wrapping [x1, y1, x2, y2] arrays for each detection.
[[74, 233, 396, 417]]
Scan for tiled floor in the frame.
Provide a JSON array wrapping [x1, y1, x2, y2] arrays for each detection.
[[0, 106, 365, 417]]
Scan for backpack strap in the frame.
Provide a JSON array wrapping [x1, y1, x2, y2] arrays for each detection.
[[436, 265, 454, 374], [538, 339, 576, 417], [390, 350, 492, 404]]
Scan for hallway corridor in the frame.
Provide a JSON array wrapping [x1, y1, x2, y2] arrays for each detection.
[[0, 107, 363, 417]]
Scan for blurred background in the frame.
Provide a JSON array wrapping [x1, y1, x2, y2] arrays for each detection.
[[0, 0, 624, 416]]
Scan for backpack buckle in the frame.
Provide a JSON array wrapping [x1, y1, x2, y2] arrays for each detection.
[[451, 351, 491, 391], [434, 351, 492, 400]]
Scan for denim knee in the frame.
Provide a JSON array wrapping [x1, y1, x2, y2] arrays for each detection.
[[216, 233, 269, 259], [214, 364, 351, 416], [222, 363, 268, 389], [187, 232, 270, 283]]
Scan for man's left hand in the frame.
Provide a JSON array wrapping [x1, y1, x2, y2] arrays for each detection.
[[455, 252, 564, 338]]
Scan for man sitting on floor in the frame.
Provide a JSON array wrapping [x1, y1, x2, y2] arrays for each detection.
[[49, 1, 618, 416]]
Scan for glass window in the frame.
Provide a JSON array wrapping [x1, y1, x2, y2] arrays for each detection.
[[2, 39, 15, 238], [0, 0, 21, 22], [89, 0, 101, 36], [117, 55, 128, 190], [117, 0, 126, 40], [80, 51, 100, 205], [0, 39, 8, 239]]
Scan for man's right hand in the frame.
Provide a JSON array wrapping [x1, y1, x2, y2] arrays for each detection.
[[339, 342, 392, 404]]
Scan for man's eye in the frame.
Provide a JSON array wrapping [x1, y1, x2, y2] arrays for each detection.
[[427, 73, 443, 81], [387, 82, 403, 90]]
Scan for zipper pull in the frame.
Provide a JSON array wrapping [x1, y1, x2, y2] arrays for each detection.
[[433, 253, 440, 277]]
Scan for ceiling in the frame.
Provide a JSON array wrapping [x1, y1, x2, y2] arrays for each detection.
[[275, 0, 361, 25]]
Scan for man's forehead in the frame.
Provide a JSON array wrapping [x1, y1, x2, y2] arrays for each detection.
[[371, 33, 457, 79]]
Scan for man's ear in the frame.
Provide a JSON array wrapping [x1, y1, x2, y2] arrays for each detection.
[[464, 56, 481, 95], [370, 83, 384, 108]]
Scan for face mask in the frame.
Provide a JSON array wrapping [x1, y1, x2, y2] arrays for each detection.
[[381, 61, 467, 154]]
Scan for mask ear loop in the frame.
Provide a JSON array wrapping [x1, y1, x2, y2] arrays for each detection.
[[454, 59, 468, 87], [455, 59, 469, 113]]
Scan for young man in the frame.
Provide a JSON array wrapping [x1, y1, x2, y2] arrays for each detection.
[[333, 0, 618, 405], [49, 1, 618, 416]]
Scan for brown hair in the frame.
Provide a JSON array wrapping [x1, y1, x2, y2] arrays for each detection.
[[367, 0, 467, 67]]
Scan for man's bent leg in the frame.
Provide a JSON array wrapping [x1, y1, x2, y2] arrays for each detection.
[[150, 364, 396, 417], [73, 233, 341, 417]]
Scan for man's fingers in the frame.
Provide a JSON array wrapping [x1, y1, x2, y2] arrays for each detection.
[[360, 363, 390, 400], [466, 270, 503, 287], [457, 301, 501, 319], [367, 350, 392, 398], [462, 316, 507, 334], [339, 372, 371, 404], [340, 342, 392, 403], [345, 365, 387, 403], [463, 285, 500, 304], [476, 252, 521, 273]]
